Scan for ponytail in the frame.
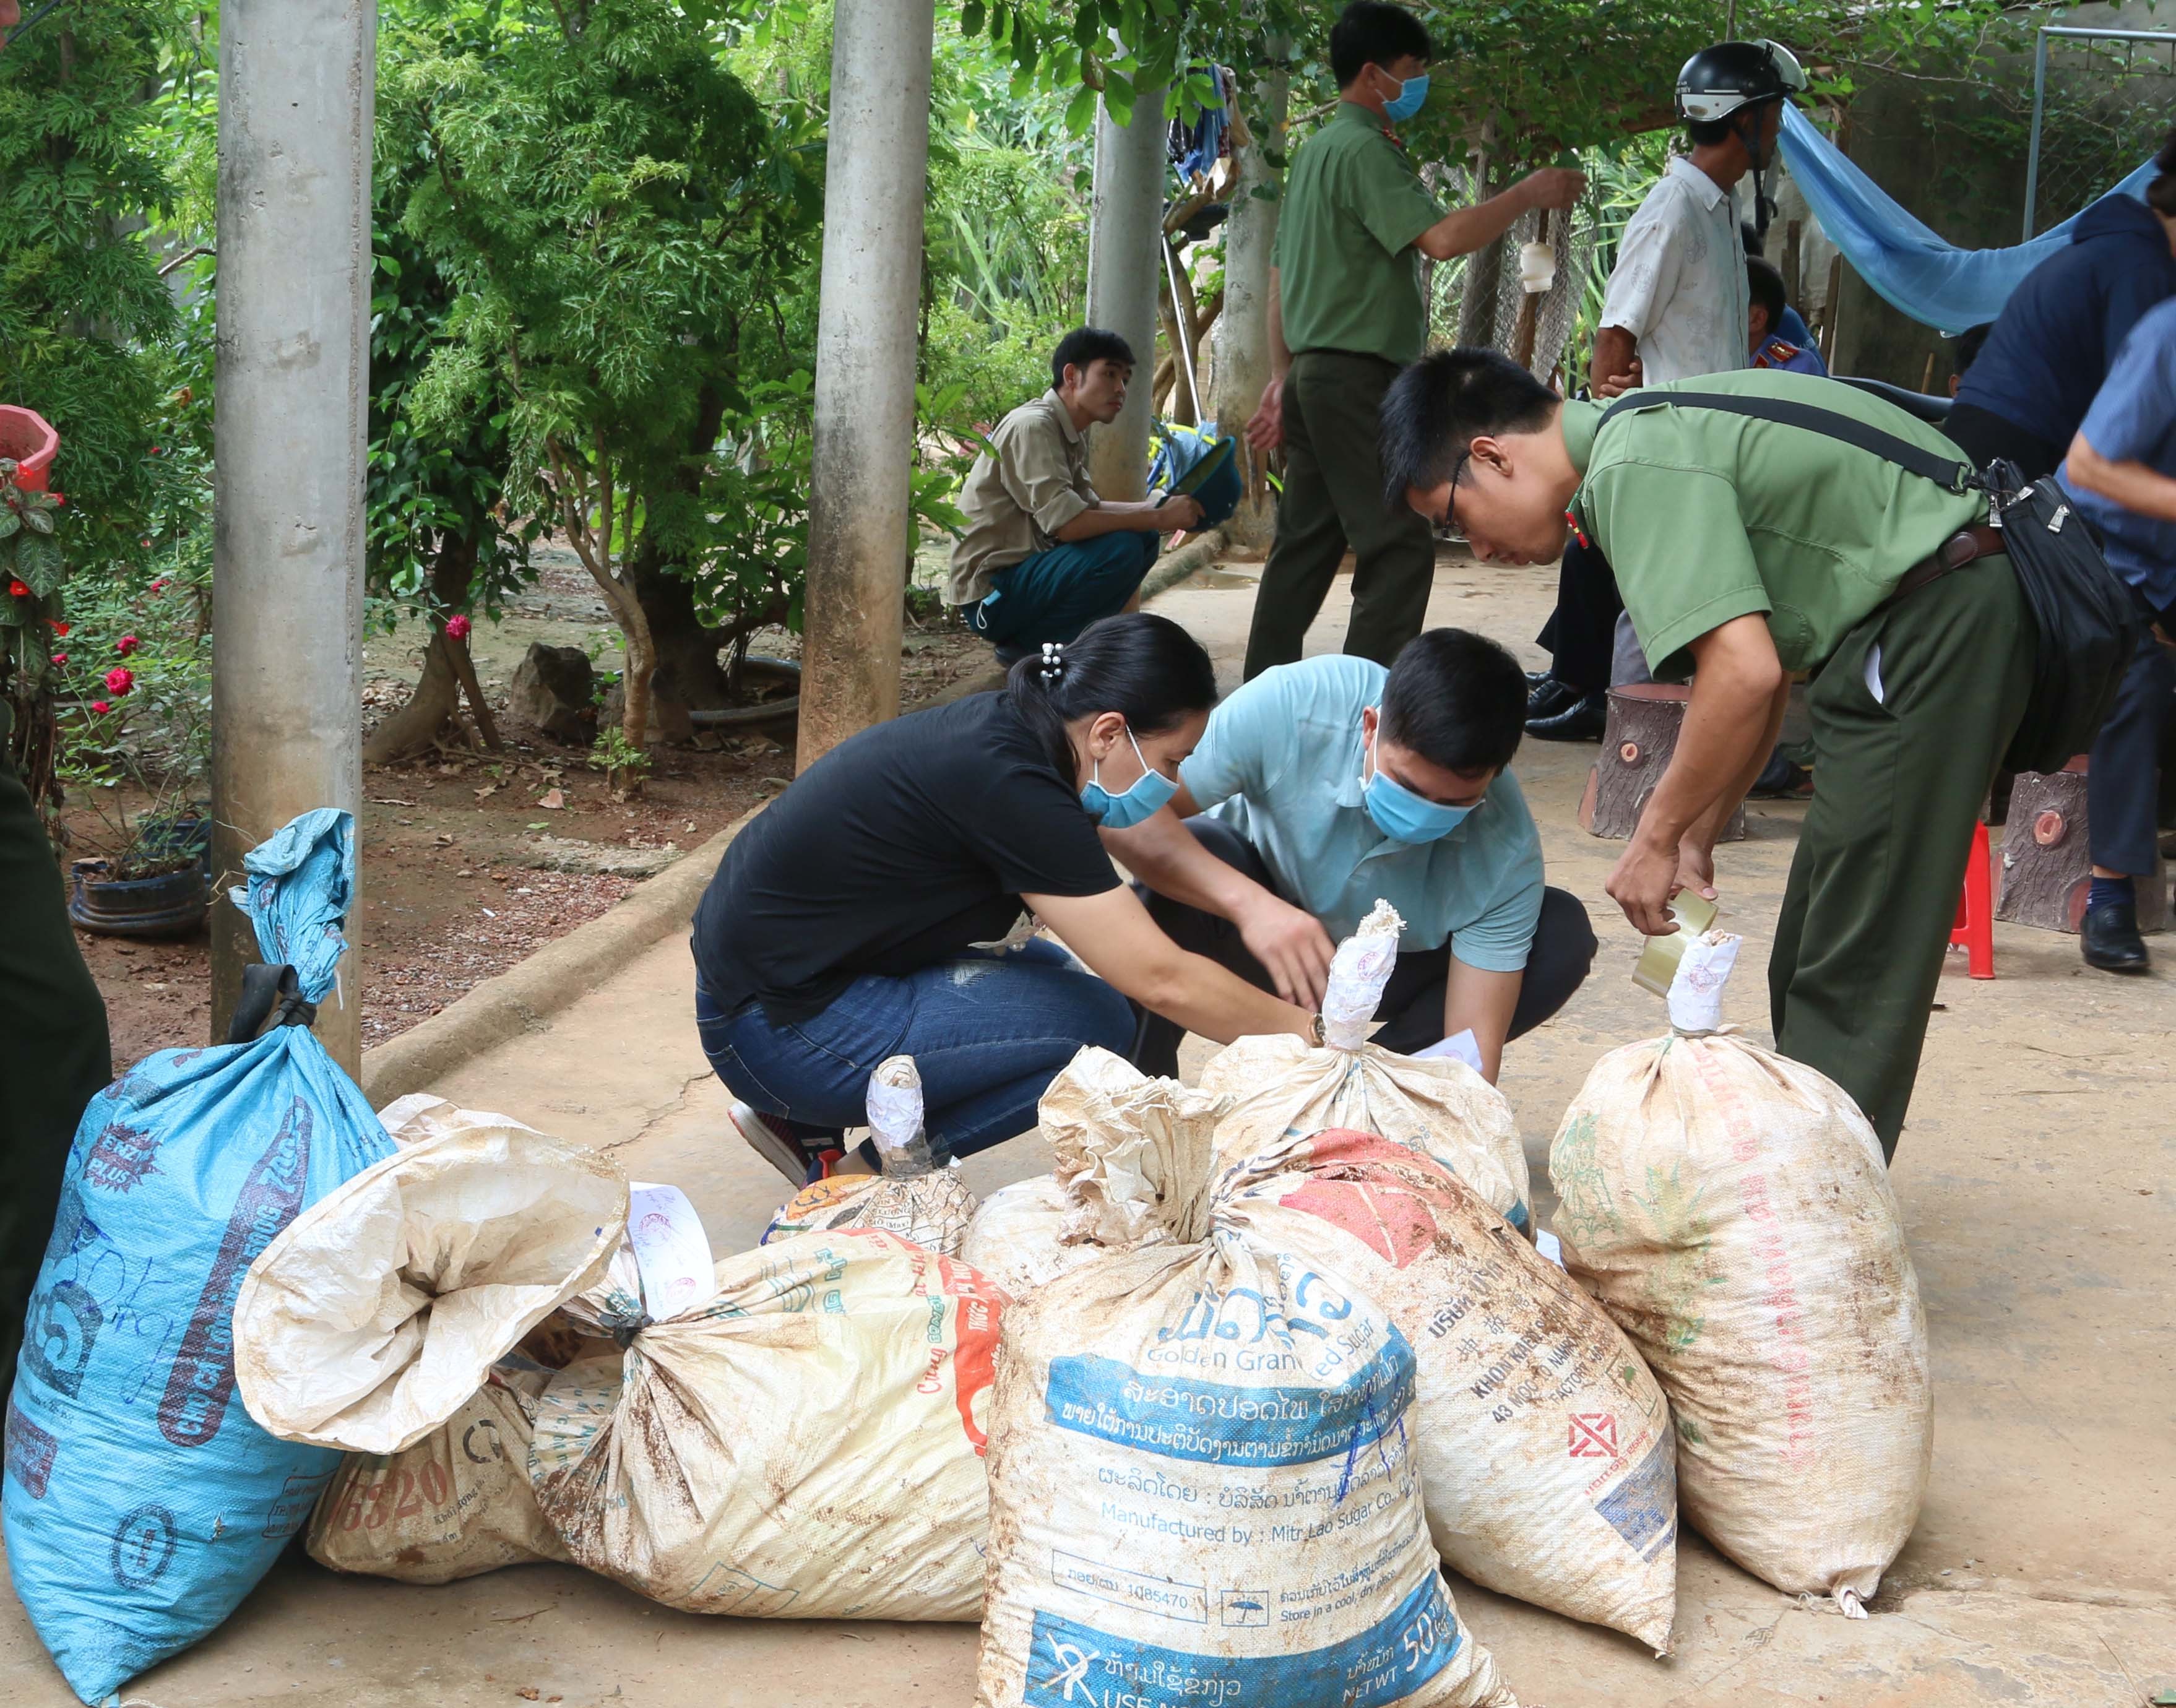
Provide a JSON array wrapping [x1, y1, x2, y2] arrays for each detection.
[[1004, 612, 1219, 779]]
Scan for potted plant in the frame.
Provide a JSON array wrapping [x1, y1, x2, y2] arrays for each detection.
[[53, 567, 214, 939]]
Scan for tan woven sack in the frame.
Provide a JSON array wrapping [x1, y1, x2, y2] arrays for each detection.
[[974, 1055, 1516, 1708], [529, 1228, 1003, 1621], [957, 1044, 1222, 1296], [308, 1361, 570, 1582], [1547, 934, 1931, 1613], [1219, 1126, 1677, 1653], [762, 1057, 977, 1253], [1199, 904, 1531, 1230]]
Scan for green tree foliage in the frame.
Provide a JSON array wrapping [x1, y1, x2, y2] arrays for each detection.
[[386, 0, 820, 741], [0, 1, 196, 795]]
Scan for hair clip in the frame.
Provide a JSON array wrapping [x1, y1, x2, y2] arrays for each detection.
[[1039, 640, 1065, 680]]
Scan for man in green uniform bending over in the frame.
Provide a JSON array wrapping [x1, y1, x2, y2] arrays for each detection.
[[1240, 1, 1581, 679], [1381, 351, 2032, 1158]]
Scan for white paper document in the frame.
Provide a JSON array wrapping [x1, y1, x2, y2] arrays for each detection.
[[1412, 1029, 1485, 1074], [627, 1181, 717, 1318]]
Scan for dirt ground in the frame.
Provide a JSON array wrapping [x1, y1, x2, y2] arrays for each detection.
[[64, 543, 993, 1066], [11, 549, 2168, 1708]]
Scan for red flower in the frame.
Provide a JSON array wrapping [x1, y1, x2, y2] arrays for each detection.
[[50, 493, 64, 506], [149, 577, 170, 594], [50, 621, 69, 637], [116, 634, 140, 656], [103, 666, 134, 697], [444, 613, 472, 641], [7, 580, 27, 598], [90, 700, 111, 715], [50, 653, 67, 666]]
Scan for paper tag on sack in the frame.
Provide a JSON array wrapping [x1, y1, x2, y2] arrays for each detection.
[[1412, 1029, 1485, 1074], [1665, 932, 1742, 1034], [627, 1182, 717, 1318], [1534, 1228, 1566, 1268]]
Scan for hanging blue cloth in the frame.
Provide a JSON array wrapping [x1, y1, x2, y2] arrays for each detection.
[[1776, 105, 2161, 335]]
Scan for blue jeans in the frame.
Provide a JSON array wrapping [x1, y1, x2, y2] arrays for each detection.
[[696, 940, 1135, 1160], [969, 530, 1160, 649]]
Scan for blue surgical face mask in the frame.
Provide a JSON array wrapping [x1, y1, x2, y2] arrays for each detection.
[[1381, 71, 1430, 124], [1081, 726, 1178, 830], [1362, 740, 1475, 845]]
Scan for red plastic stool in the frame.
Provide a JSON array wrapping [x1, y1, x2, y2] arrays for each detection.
[[1949, 820, 1994, 979]]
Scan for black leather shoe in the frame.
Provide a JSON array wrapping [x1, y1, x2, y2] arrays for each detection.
[[1526, 675, 1584, 721], [1526, 691, 1607, 741], [2081, 899, 2150, 973]]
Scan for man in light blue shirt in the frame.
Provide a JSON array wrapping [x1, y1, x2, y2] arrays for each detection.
[[2058, 295, 2176, 974], [1107, 631, 1595, 1080]]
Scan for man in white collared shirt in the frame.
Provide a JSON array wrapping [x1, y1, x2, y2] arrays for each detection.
[[1591, 41, 1805, 397], [1536, 40, 1804, 712]]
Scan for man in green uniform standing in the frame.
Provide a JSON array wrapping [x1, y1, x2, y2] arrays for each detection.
[[0, 703, 111, 1386], [1240, 2, 1581, 680], [1380, 352, 2032, 1158]]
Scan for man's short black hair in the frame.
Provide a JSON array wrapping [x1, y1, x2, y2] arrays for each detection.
[[1953, 321, 1993, 377], [1686, 116, 1734, 148], [2148, 122, 2176, 217], [1739, 220, 1766, 259], [1381, 629, 1528, 775], [1330, 2, 1431, 88], [1746, 256, 1789, 332], [1379, 348, 1558, 506], [1051, 327, 1136, 392]]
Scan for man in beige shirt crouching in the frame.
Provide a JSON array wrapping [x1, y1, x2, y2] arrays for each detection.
[[948, 327, 1201, 663]]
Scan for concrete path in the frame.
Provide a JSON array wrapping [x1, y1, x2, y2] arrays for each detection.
[[6, 558, 2172, 1707]]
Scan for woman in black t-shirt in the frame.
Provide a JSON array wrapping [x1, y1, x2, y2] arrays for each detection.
[[691, 613, 1316, 1181]]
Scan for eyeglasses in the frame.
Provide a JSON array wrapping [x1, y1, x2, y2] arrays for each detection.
[[1441, 448, 1473, 532]]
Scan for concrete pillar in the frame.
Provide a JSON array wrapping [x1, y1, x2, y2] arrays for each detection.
[[797, 0, 937, 769], [208, 0, 372, 1072], [1085, 85, 1169, 502], [1213, 60, 1288, 549]]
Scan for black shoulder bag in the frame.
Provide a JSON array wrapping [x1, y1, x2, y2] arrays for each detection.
[[1598, 390, 2142, 775]]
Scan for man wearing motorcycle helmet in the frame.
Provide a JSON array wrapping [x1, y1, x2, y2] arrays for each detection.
[[1591, 40, 1810, 401]]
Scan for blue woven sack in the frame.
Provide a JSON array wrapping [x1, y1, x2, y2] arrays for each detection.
[[4, 809, 393, 1704]]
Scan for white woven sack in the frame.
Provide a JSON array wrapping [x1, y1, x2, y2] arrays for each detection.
[[1200, 903, 1532, 1230], [1547, 934, 1932, 1613], [529, 1228, 1003, 1621], [974, 1054, 1516, 1708], [234, 1115, 628, 1454], [307, 1360, 570, 1583], [1220, 1125, 1678, 1653], [957, 1045, 1224, 1296]]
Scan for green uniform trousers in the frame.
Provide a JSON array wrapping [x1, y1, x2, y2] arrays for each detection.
[[1243, 348, 1437, 680], [1769, 552, 2033, 1159], [0, 715, 111, 1388]]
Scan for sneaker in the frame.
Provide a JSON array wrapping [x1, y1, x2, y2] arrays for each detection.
[[730, 1100, 833, 1185]]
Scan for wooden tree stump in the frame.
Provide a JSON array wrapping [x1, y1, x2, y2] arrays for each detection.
[[1578, 683, 1748, 843], [1994, 762, 2167, 933]]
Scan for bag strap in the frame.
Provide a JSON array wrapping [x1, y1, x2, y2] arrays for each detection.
[[1599, 389, 1979, 494]]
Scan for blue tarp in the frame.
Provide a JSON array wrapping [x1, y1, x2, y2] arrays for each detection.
[[1776, 104, 2161, 335]]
